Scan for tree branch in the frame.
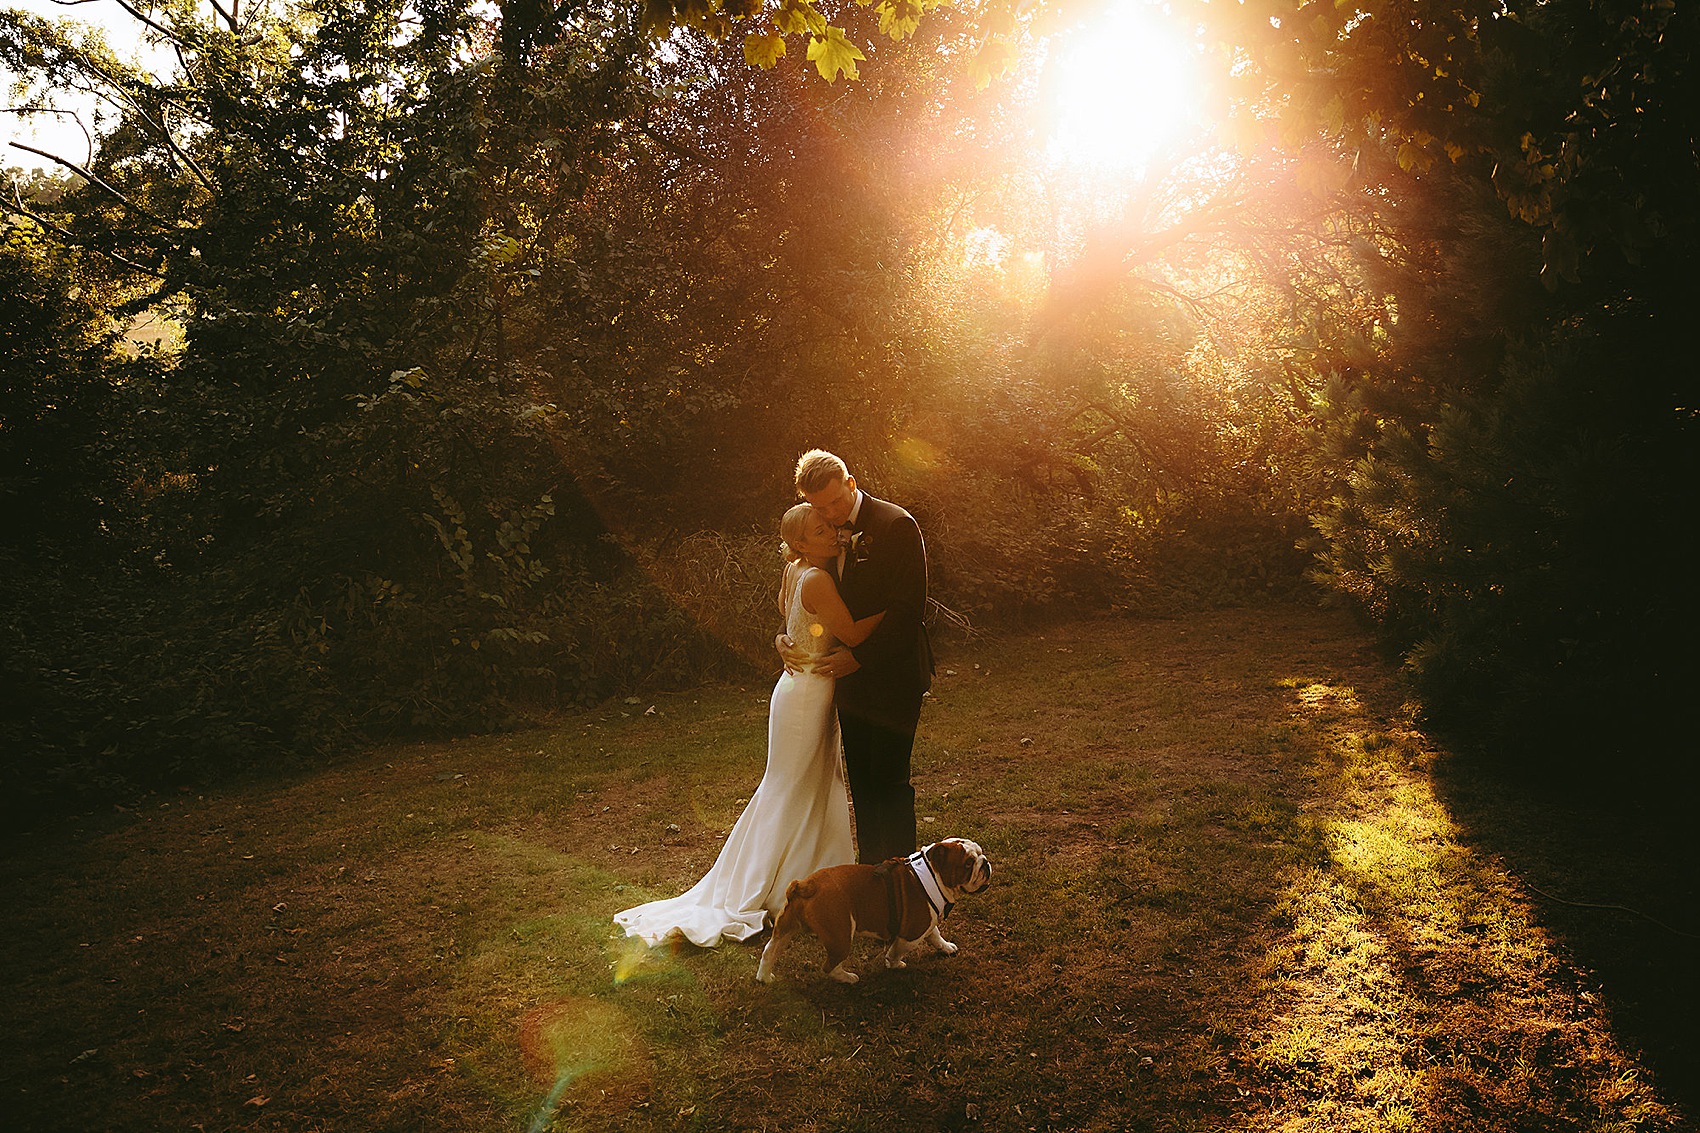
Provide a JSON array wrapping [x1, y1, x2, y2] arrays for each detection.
[[636, 124, 715, 167], [106, 0, 186, 45], [64, 48, 218, 196], [3, 105, 96, 163], [7, 141, 178, 230], [205, 0, 239, 35], [4, 184, 167, 279], [151, 104, 217, 194]]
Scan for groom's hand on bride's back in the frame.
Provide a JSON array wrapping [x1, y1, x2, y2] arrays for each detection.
[[812, 646, 861, 680]]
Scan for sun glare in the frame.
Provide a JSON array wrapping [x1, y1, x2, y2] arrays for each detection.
[[1044, 1, 1206, 175], [964, 225, 1011, 267]]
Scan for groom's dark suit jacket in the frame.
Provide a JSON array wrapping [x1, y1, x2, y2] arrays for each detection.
[[836, 493, 934, 730]]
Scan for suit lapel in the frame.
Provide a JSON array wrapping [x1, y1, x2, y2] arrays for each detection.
[[840, 496, 886, 607], [840, 501, 866, 585]]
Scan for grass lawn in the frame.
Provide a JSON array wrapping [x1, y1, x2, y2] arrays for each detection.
[[2, 602, 1693, 1132]]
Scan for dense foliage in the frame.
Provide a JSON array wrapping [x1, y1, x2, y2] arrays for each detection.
[[2, 0, 1690, 813], [1230, 0, 1699, 767]]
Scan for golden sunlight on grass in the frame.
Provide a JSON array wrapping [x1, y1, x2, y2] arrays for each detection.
[[1042, 0, 1209, 175], [1250, 679, 1673, 1130]]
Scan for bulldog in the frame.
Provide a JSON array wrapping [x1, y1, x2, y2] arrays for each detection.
[[755, 838, 991, 984]]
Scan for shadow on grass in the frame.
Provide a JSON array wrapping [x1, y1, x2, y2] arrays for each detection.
[[1426, 753, 1700, 1118]]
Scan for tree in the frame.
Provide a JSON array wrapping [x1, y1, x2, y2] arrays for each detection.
[[1245, 0, 1699, 770], [6, 0, 1690, 810]]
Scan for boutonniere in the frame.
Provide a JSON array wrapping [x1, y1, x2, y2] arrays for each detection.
[[849, 530, 872, 564]]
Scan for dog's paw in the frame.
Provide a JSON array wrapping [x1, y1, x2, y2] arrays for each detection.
[[829, 968, 860, 984], [755, 969, 777, 985], [936, 939, 958, 955], [884, 956, 908, 970]]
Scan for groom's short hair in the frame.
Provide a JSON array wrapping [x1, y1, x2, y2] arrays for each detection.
[[795, 449, 849, 495]]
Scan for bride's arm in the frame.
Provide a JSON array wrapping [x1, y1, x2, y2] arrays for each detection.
[[799, 569, 885, 647]]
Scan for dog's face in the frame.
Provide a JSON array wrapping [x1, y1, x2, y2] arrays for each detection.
[[928, 838, 991, 894]]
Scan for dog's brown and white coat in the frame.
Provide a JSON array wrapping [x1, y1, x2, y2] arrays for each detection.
[[755, 838, 991, 984]]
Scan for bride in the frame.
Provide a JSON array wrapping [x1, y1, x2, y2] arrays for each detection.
[[613, 502, 884, 948]]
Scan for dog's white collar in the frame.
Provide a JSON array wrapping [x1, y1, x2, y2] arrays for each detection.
[[907, 850, 953, 920]]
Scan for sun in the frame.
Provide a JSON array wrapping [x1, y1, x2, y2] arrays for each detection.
[[1043, 1, 1207, 175]]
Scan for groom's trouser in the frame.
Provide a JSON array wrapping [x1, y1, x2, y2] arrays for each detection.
[[840, 702, 921, 865]]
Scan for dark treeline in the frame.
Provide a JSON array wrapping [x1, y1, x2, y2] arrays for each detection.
[[2, 0, 1692, 816]]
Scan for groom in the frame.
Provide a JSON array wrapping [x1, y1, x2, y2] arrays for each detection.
[[787, 449, 934, 865]]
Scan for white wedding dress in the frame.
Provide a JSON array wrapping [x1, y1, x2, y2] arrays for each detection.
[[614, 569, 854, 947]]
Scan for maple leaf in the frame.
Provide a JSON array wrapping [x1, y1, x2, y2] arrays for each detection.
[[876, 0, 922, 41], [744, 32, 787, 69], [1322, 94, 1346, 135], [967, 34, 1017, 90], [776, 0, 827, 36], [807, 26, 866, 83], [1396, 141, 1433, 173], [981, 2, 1019, 37]]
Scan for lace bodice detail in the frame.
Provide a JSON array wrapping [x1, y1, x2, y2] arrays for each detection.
[[785, 566, 838, 661]]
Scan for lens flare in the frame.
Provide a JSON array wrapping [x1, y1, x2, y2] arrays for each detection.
[[611, 933, 660, 985], [895, 436, 945, 472], [518, 997, 644, 1131]]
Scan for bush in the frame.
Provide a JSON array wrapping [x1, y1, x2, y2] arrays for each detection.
[[1310, 325, 1700, 775]]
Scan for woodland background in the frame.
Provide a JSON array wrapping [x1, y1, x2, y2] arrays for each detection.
[[2, 0, 1694, 820]]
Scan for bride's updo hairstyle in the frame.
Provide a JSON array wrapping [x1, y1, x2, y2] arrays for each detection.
[[779, 502, 815, 563]]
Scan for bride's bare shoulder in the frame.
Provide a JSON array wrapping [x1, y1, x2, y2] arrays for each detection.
[[796, 565, 836, 608]]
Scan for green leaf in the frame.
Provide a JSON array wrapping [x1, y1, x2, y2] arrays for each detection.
[[806, 26, 865, 82], [1395, 141, 1433, 173]]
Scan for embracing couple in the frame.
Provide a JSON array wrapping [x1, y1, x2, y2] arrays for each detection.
[[615, 449, 934, 948]]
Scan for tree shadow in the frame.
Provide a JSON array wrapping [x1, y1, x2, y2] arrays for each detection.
[[1427, 752, 1700, 1116]]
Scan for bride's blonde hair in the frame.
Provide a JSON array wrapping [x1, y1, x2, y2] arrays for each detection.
[[779, 502, 815, 563]]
